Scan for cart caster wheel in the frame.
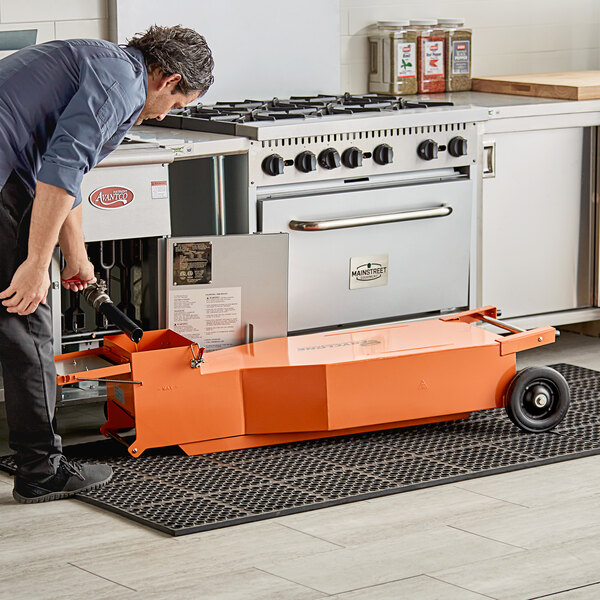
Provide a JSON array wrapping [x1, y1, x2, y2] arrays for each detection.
[[505, 366, 570, 433]]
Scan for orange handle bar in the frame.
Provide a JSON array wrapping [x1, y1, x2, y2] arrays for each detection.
[[441, 306, 556, 355]]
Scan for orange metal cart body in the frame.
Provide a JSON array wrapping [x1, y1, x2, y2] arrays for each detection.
[[54, 306, 556, 457]]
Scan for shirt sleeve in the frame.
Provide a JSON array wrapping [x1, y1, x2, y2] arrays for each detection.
[[37, 57, 143, 206]]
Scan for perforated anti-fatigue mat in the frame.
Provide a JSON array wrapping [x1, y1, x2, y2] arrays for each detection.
[[2, 363, 600, 536]]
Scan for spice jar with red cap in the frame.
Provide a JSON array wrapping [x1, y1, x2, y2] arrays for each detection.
[[410, 19, 445, 93]]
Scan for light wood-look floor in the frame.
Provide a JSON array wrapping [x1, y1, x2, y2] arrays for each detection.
[[1, 331, 600, 600]]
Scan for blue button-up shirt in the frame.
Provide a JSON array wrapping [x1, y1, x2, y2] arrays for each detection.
[[0, 39, 147, 207]]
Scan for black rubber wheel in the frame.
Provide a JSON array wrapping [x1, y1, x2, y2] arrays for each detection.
[[505, 366, 570, 433]]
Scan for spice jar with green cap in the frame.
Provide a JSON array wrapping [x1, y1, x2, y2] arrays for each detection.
[[368, 20, 418, 95], [435, 18, 472, 91]]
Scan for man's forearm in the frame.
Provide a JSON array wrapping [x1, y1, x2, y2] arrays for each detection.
[[28, 181, 75, 268], [58, 203, 86, 264], [56, 200, 95, 288]]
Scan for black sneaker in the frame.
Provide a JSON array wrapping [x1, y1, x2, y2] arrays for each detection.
[[13, 456, 113, 504]]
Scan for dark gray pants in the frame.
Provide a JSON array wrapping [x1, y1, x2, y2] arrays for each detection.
[[0, 171, 62, 478]]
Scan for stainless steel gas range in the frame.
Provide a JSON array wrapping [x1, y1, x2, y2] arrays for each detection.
[[149, 94, 488, 333]]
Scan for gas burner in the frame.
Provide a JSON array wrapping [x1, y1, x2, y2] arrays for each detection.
[[341, 93, 395, 105], [177, 94, 454, 124], [214, 101, 267, 109], [401, 99, 455, 109], [289, 95, 340, 103], [253, 111, 311, 121], [331, 102, 395, 114]]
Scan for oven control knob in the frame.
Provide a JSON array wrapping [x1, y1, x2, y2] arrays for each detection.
[[262, 154, 285, 176], [448, 136, 468, 157], [262, 154, 283, 175], [373, 143, 394, 165], [318, 148, 341, 170], [417, 139, 438, 161], [295, 151, 317, 173], [342, 147, 363, 169]]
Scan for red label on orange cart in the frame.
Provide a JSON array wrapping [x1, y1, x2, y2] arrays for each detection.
[[89, 186, 134, 209]]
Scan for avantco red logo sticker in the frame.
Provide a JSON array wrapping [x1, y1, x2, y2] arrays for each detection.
[[89, 186, 134, 210]]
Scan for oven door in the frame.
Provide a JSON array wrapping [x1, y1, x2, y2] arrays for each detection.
[[258, 174, 474, 332]]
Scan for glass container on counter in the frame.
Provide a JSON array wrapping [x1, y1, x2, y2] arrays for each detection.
[[435, 18, 472, 91], [410, 19, 445, 94], [368, 20, 418, 95]]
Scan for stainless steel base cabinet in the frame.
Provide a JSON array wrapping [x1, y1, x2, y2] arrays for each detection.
[[481, 125, 596, 319]]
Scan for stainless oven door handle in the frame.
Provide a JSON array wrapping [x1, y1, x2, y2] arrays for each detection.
[[289, 205, 452, 231]]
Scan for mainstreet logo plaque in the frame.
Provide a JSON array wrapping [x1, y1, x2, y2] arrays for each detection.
[[349, 254, 389, 289]]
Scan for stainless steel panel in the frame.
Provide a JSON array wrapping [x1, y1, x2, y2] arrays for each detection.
[[260, 179, 474, 331], [168, 153, 249, 237], [55, 355, 115, 376], [481, 127, 594, 317], [96, 144, 174, 167], [234, 105, 489, 140], [248, 122, 479, 187], [49, 249, 63, 356], [166, 233, 288, 348], [80, 162, 171, 242]]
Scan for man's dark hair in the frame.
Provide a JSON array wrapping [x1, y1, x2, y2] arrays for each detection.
[[127, 25, 214, 96]]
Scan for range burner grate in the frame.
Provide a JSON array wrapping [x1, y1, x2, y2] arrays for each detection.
[[169, 93, 454, 124]]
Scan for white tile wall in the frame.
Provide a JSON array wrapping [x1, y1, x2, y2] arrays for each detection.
[[340, 0, 600, 93], [0, 20, 54, 43], [0, 0, 106, 23], [0, 20, 54, 60], [0, 0, 598, 95], [0, 0, 108, 47], [55, 19, 108, 40]]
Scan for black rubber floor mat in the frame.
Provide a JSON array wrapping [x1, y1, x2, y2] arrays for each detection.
[[2, 362, 600, 536]]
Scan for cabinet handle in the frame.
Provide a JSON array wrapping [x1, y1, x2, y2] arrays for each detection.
[[212, 155, 226, 235], [289, 205, 452, 231], [483, 141, 496, 178]]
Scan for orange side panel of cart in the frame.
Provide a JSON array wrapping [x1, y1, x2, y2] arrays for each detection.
[[127, 350, 245, 455], [325, 345, 514, 430], [243, 366, 329, 433], [239, 345, 514, 436], [96, 329, 245, 455]]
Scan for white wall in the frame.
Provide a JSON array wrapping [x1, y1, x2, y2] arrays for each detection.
[[0, 0, 108, 50], [341, 0, 600, 93], [0, 0, 598, 97], [112, 0, 340, 104]]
